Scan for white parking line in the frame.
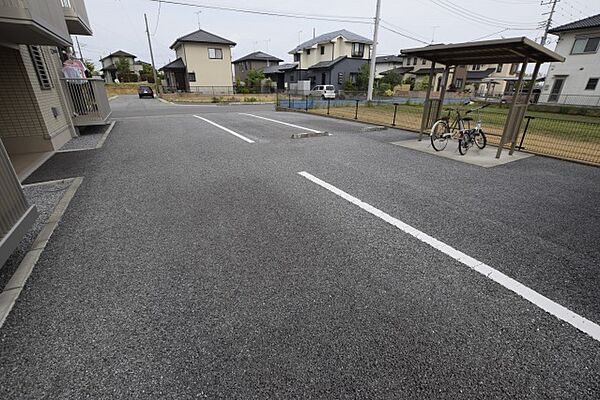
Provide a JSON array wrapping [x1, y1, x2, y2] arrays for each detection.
[[193, 115, 255, 143], [239, 113, 321, 133], [298, 171, 600, 342]]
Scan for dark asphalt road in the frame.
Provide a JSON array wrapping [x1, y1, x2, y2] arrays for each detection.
[[1, 95, 599, 398]]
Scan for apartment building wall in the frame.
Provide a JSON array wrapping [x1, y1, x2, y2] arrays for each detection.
[[0, 45, 73, 154]]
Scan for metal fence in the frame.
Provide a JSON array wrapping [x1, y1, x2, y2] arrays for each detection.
[[538, 94, 600, 107], [60, 78, 112, 126], [161, 85, 280, 95], [0, 140, 37, 267], [277, 94, 600, 166]]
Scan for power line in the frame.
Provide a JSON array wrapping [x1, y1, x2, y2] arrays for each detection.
[[540, 0, 560, 45], [380, 25, 430, 45], [145, 0, 373, 24], [428, 0, 540, 29], [152, 0, 162, 35], [471, 28, 510, 41], [380, 19, 431, 42]]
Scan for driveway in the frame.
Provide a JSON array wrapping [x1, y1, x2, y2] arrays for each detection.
[[1, 95, 599, 398]]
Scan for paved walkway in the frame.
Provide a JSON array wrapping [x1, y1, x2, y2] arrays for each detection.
[[1, 95, 599, 398]]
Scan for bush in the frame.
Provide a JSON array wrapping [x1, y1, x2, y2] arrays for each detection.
[[211, 96, 223, 103], [244, 97, 259, 102]]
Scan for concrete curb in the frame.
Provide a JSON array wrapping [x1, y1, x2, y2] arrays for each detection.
[[0, 177, 83, 329], [291, 131, 331, 139], [57, 121, 116, 153], [360, 126, 388, 132], [108, 95, 119, 101]]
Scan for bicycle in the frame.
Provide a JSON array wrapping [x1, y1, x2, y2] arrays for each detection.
[[430, 102, 489, 153], [457, 104, 490, 155]]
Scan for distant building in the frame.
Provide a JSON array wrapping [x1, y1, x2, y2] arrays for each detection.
[[539, 14, 600, 105], [161, 29, 236, 93], [375, 55, 406, 78], [233, 51, 283, 82], [100, 50, 138, 83]]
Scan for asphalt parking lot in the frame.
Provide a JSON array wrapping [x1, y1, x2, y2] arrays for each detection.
[[1, 95, 599, 398]]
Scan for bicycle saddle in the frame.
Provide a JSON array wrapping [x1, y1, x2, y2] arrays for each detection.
[[462, 116, 474, 121]]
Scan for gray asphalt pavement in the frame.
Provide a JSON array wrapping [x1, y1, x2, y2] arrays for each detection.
[[1, 95, 599, 398]]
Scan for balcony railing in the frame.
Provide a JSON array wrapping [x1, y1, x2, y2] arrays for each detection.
[[0, 0, 71, 46], [61, 0, 92, 35], [0, 139, 37, 268], [60, 78, 112, 127]]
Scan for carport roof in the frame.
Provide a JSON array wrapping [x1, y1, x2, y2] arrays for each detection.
[[401, 37, 564, 65]]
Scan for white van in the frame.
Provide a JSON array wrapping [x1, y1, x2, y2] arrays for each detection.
[[309, 85, 336, 99]]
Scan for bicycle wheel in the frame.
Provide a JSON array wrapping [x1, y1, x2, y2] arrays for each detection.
[[430, 120, 449, 151], [458, 136, 469, 155], [474, 129, 487, 149]]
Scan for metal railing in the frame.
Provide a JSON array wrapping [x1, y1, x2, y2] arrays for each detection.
[[60, 78, 111, 126], [0, 140, 37, 267], [161, 85, 279, 95], [277, 95, 600, 166], [538, 94, 600, 107]]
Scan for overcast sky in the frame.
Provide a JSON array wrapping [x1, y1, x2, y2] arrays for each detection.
[[81, 0, 600, 69]]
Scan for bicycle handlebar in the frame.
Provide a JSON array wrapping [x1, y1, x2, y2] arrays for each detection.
[[465, 103, 491, 114]]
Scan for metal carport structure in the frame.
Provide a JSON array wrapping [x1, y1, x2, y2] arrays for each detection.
[[402, 37, 564, 158]]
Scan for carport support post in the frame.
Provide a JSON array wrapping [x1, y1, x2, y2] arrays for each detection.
[[436, 65, 451, 121], [509, 62, 541, 155], [496, 59, 528, 159], [419, 62, 436, 141]]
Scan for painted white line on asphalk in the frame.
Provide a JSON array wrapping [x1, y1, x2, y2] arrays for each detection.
[[193, 115, 255, 143], [298, 171, 600, 342], [239, 113, 321, 133]]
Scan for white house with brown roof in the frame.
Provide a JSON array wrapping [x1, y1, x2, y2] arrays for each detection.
[[161, 29, 236, 93], [539, 14, 600, 105]]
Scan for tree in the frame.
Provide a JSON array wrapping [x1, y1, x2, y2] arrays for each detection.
[[355, 63, 370, 91], [141, 63, 154, 75], [83, 59, 95, 73], [245, 69, 265, 91], [115, 56, 131, 80], [381, 70, 402, 88]]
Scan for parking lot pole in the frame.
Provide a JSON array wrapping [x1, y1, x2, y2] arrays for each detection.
[[518, 116, 535, 150], [288, 93, 291, 108], [327, 98, 331, 115], [392, 103, 399, 126], [355, 99, 359, 120], [305, 95, 309, 112]]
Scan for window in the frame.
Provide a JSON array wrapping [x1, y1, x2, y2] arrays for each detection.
[[208, 48, 223, 59], [422, 58, 426, 65], [293, 53, 300, 62], [320, 45, 325, 55], [571, 36, 600, 54], [472, 64, 481, 71], [510, 63, 519, 74], [188, 72, 196, 82], [585, 78, 599, 90], [455, 78, 463, 89], [29, 46, 52, 90], [306, 49, 311, 55], [351, 43, 365, 57], [349, 72, 358, 83], [496, 64, 503, 73]]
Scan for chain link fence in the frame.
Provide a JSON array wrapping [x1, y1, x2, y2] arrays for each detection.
[[276, 93, 600, 166]]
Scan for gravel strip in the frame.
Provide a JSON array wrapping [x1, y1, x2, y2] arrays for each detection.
[[59, 125, 108, 151], [0, 180, 71, 289]]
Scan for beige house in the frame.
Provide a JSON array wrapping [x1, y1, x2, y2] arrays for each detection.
[[0, 0, 110, 266], [100, 50, 147, 83], [161, 29, 236, 94]]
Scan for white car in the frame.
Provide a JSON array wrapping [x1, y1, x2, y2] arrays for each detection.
[[310, 85, 336, 99]]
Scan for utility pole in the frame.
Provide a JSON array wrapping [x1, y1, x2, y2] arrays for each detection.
[[75, 36, 84, 61], [367, 0, 381, 102], [540, 0, 560, 46], [144, 13, 160, 95]]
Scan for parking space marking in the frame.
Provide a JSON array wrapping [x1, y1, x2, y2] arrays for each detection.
[[193, 115, 255, 143], [298, 171, 600, 342], [239, 113, 321, 133]]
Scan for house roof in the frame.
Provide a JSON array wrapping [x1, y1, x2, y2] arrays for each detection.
[[381, 66, 414, 75], [466, 67, 497, 81], [308, 56, 347, 69], [170, 29, 236, 49], [134, 60, 150, 66], [376, 55, 404, 63], [100, 64, 116, 71], [160, 58, 186, 71], [289, 29, 372, 54], [263, 63, 298, 74], [412, 68, 445, 76], [233, 51, 283, 63], [100, 50, 136, 61], [548, 14, 600, 34]]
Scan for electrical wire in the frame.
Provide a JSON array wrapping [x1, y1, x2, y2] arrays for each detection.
[[380, 24, 430, 45], [152, 0, 162, 35], [380, 19, 431, 43], [428, 0, 540, 29]]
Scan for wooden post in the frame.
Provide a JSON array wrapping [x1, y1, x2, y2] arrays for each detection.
[[436, 65, 451, 121], [509, 62, 541, 155], [496, 59, 528, 159], [419, 62, 436, 141]]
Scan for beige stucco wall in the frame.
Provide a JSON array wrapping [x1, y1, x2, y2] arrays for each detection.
[[297, 38, 371, 69], [0, 45, 73, 154], [178, 42, 233, 88]]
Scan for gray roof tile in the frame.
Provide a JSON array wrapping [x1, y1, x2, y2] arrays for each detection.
[[233, 51, 283, 63], [548, 14, 600, 34], [289, 29, 372, 53], [170, 29, 236, 49]]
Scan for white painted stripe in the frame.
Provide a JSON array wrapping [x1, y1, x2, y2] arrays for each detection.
[[239, 113, 321, 133], [298, 171, 600, 342], [193, 115, 255, 143]]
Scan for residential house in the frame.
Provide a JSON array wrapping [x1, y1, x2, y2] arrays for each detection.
[[538, 14, 600, 105], [287, 29, 373, 91], [263, 63, 298, 90], [233, 51, 283, 82], [466, 63, 521, 97], [161, 29, 236, 94], [100, 50, 136, 83], [0, 0, 110, 266], [375, 55, 406, 78]]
